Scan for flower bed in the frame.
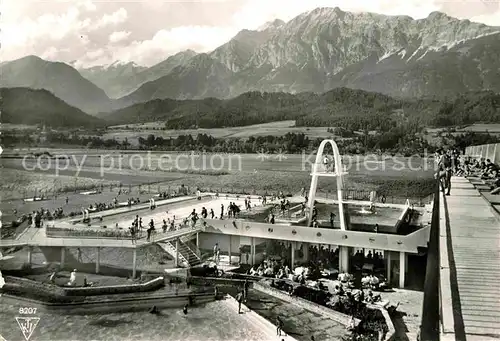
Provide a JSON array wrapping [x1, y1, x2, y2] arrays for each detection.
[[254, 280, 392, 341], [253, 281, 356, 327]]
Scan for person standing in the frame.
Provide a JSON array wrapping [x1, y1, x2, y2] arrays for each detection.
[[130, 226, 136, 244], [330, 212, 335, 228], [243, 279, 249, 302], [276, 316, 284, 336], [213, 243, 218, 261], [236, 291, 244, 314]]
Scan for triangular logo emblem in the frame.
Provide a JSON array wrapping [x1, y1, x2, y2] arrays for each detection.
[[15, 317, 40, 341]]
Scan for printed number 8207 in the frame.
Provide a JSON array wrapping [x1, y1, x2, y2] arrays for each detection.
[[19, 307, 37, 314]]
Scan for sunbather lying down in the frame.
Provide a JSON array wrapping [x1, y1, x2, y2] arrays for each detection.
[[491, 178, 500, 195]]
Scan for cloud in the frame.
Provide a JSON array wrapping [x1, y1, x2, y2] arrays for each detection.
[[2, 7, 85, 47], [0, 2, 129, 63], [1, 0, 499, 68], [86, 48, 106, 60], [41, 47, 60, 60], [81, 25, 236, 67], [93, 8, 128, 29], [109, 31, 131, 43], [77, 0, 97, 12], [471, 10, 500, 26]]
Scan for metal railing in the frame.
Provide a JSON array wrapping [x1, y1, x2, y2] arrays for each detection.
[[45, 223, 201, 241], [14, 184, 430, 206], [465, 143, 500, 163]]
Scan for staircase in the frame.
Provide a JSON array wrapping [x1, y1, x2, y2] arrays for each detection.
[[176, 239, 202, 267], [158, 235, 202, 267]]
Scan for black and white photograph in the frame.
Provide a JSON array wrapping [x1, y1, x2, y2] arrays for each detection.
[[0, 0, 499, 340]]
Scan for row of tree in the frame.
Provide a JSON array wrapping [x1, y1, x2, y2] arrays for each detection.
[[104, 88, 500, 131], [4, 128, 500, 155]]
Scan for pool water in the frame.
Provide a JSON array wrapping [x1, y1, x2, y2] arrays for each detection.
[[0, 298, 271, 341], [315, 203, 403, 226]]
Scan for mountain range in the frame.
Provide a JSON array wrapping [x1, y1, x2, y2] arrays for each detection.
[[0, 56, 112, 114], [1, 8, 500, 115], [3, 86, 498, 131], [0, 87, 104, 128]]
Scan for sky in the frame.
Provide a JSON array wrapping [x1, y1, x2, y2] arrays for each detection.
[[1, 0, 500, 68]]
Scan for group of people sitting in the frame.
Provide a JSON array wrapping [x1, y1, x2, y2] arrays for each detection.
[[433, 149, 500, 195], [463, 158, 500, 194], [351, 250, 385, 273], [27, 207, 65, 227], [248, 258, 289, 278], [267, 265, 386, 319]]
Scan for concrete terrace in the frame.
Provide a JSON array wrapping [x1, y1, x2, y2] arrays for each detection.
[[440, 176, 500, 340]]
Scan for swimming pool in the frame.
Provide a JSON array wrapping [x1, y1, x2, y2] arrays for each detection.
[[96, 197, 264, 230]]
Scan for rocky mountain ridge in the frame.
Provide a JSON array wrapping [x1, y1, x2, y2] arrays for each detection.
[[2, 8, 500, 112], [114, 8, 500, 107]]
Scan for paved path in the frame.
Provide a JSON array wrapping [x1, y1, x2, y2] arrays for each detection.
[[440, 176, 500, 339]]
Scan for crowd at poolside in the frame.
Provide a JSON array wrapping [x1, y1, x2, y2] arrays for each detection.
[[125, 189, 291, 242], [241, 242, 390, 295], [462, 157, 500, 194], [235, 242, 392, 341], [434, 148, 500, 195]]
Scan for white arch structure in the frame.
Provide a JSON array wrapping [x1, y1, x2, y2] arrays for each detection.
[[306, 139, 349, 229]]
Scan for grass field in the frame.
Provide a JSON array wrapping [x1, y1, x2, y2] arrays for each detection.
[[0, 168, 119, 200], [456, 123, 500, 133], [104, 120, 335, 143], [0, 150, 437, 207]]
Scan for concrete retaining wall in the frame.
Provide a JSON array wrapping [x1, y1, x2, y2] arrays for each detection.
[[1, 291, 215, 315], [253, 282, 357, 327], [63, 277, 164, 296], [2, 275, 164, 298]]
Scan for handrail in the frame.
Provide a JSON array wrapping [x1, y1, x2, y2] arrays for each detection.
[[465, 143, 499, 163]]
